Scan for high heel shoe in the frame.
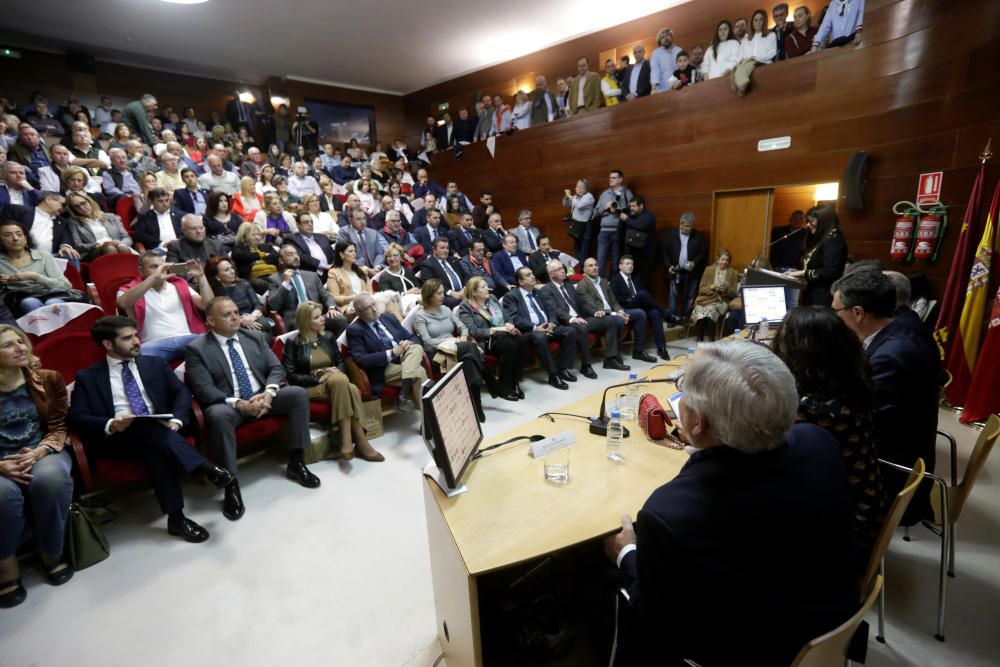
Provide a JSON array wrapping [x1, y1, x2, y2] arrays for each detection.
[[355, 448, 385, 462]]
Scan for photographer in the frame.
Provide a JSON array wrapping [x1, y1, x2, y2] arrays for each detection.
[[594, 169, 633, 277], [291, 107, 318, 153], [662, 212, 707, 324]]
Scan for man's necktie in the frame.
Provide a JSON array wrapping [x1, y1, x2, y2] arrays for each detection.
[[527, 230, 537, 250], [355, 232, 371, 266], [121, 361, 150, 416], [560, 285, 577, 317], [292, 271, 308, 303], [227, 339, 255, 400], [442, 260, 461, 291], [527, 292, 546, 324], [373, 321, 395, 350], [627, 276, 637, 297], [429, 228, 436, 242]]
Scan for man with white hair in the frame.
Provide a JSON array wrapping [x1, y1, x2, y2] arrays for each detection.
[[287, 161, 321, 198], [125, 140, 157, 174], [605, 340, 858, 665], [240, 146, 267, 179], [101, 148, 141, 204], [198, 154, 239, 195], [155, 151, 184, 194]]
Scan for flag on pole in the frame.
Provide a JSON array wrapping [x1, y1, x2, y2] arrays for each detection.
[[934, 164, 986, 359], [961, 282, 1000, 422], [945, 180, 998, 405]]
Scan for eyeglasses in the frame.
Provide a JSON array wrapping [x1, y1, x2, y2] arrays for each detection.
[[831, 305, 852, 313]]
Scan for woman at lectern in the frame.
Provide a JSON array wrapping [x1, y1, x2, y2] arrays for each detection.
[[456, 277, 531, 403], [785, 204, 847, 307]]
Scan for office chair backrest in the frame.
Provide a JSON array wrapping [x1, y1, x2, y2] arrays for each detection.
[[789, 575, 883, 667], [862, 458, 925, 594]]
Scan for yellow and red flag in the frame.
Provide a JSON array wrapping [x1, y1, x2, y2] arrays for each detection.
[[962, 282, 1000, 422], [945, 180, 998, 406]]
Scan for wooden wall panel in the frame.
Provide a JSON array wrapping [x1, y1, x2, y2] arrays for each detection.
[[420, 0, 1000, 302]]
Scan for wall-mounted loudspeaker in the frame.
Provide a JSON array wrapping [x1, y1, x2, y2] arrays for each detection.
[[841, 151, 870, 211]]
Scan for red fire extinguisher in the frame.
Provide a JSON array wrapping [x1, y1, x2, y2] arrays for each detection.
[[890, 212, 916, 262], [913, 206, 948, 262]]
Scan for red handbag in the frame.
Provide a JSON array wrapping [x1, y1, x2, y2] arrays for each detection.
[[638, 393, 684, 449]]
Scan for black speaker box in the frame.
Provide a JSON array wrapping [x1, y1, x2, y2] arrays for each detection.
[[842, 151, 870, 210]]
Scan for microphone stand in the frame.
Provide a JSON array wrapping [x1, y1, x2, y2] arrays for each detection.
[[767, 226, 804, 247], [590, 377, 679, 437]]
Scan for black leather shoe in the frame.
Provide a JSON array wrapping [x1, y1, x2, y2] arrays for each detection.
[[603, 358, 631, 371], [548, 375, 569, 390], [0, 578, 26, 608], [499, 392, 519, 402], [515, 385, 525, 399], [579, 365, 599, 379], [287, 461, 321, 488], [559, 369, 577, 382], [658, 348, 671, 360], [204, 465, 235, 490], [632, 350, 657, 363], [45, 562, 73, 586], [223, 483, 245, 521], [168, 516, 210, 543]]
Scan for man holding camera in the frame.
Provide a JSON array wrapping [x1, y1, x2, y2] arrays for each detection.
[[291, 107, 319, 152], [595, 169, 633, 278]]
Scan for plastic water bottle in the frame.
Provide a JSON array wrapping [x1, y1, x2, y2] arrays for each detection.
[[734, 328, 742, 338], [620, 373, 639, 421], [759, 317, 770, 339], [606, 410, 623, 461]]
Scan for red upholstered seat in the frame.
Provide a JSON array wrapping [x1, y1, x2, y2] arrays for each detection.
[[34, 332, 107, 385], [88, 253, 140, 315]]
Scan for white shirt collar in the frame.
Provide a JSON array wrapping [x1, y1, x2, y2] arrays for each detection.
[[862, 324, 888, 350], [212, 331, 240, 347]]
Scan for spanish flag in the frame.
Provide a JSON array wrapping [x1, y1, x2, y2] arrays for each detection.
[[961, 283, 1000, 422], [945, 180, 998, 406]]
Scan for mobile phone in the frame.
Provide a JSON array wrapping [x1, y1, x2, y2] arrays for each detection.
[[169, 263, 190, 276]]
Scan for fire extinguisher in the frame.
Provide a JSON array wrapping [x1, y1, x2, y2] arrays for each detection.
[[889, 202, 919, 262], [913, 205, 948, 262]]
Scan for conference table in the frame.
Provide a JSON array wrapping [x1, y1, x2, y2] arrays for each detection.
[[423, 350, 697, 666]]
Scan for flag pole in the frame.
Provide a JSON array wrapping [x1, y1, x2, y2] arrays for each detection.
[[980, 138, 993, 165]]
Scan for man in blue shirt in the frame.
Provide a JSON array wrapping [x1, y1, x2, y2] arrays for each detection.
[[813, 0, 864, 50]]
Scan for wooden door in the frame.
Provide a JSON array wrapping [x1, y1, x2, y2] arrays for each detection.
[[711, 189, 772, 270]]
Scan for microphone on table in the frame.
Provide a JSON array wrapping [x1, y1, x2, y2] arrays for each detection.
[[590, 377, 679, 438]]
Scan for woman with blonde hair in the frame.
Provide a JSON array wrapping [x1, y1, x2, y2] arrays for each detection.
[[0, 324, 75, 608], [690, 248, 739, 341], [231, 175, 264, 222], [132, 170, 160, 215], [231, 222, 279, 291], [65, 192, 134, 260], [253, 193, 297, 243], [301, 193, 338, 239], [456, 276, 529, 401], [283, 302, 383, 462], [376, 242, 421, 315], [109, 123, 131, 152]]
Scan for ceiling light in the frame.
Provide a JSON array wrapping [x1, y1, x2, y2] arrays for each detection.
[[270, 96, 290, 108], [160, 0, 210, 5], [814, 182, 839, 202], [237, 91, 255, 103]]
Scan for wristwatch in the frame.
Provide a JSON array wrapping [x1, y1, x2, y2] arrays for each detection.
[[266, 387, 278, 398], [44, 445, 57, 456]]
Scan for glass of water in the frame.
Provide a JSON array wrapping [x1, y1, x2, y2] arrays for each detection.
[[543, 447, 570, 484]]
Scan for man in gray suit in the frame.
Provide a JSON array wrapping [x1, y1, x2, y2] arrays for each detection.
[[185, 297, 321, 521], [512, 209, 542, 254], [266, 245, 347, 334], [338, 208, 384, 275]]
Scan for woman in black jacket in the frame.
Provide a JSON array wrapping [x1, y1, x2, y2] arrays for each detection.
[[787, 204, 848, 307], [282, 301, 383, 462]]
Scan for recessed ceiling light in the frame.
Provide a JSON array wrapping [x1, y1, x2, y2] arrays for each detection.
[[160, 0, 210, 5]]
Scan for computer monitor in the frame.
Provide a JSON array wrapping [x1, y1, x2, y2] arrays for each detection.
[[421, 362, 483, 489], [742, 285, 789, 324]]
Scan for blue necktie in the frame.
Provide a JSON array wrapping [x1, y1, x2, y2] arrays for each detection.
[[121, 361, 150, 416], [372, 321, 395, 351], [442, 260, 461, 291], [526, 229, 536, 250], [227, 339, 254, 400], [527, 292, 546, 324]]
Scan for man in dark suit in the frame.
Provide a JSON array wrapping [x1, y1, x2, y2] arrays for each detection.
[[604, 341, 858, 666], [69, 316, 235, 542], [448, 213, 479, 259], [471, 190, 499, 230], [539, 259, 629, 374], [172, 169, 211, 216], [769, 210, 806, 270], [623, 44, 652, 99], [832, 269, 940, 523], [434, 112, 456, 151], [412, 208, 450, 257], [266, 246, 346, 333], [338, 210, 383, 274], [492, 233, 528, 287], [611, 255, 669, 360], [662, 212, 707, 323], [527, 235, 562, 283], [480, 212, 507, 254], [623, 196, 657, 287], [284, 213, 334, 272], [578, 257, 657, 363], [501, 267, 578, 389], [460, 239, 507, 296], [530, 76, 558, 126], [225, 91, 255, 133], [185, 297, 321, 520], [346, 293, 428, 413], [133, 188, 184, 249], [452, 108, 476, 144], [0, 162, 40, 208], [330, 156, 359, 186], [418, 238, 467, 308]]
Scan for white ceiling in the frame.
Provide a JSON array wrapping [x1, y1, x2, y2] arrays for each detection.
[[0, 0, 689, 95]]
